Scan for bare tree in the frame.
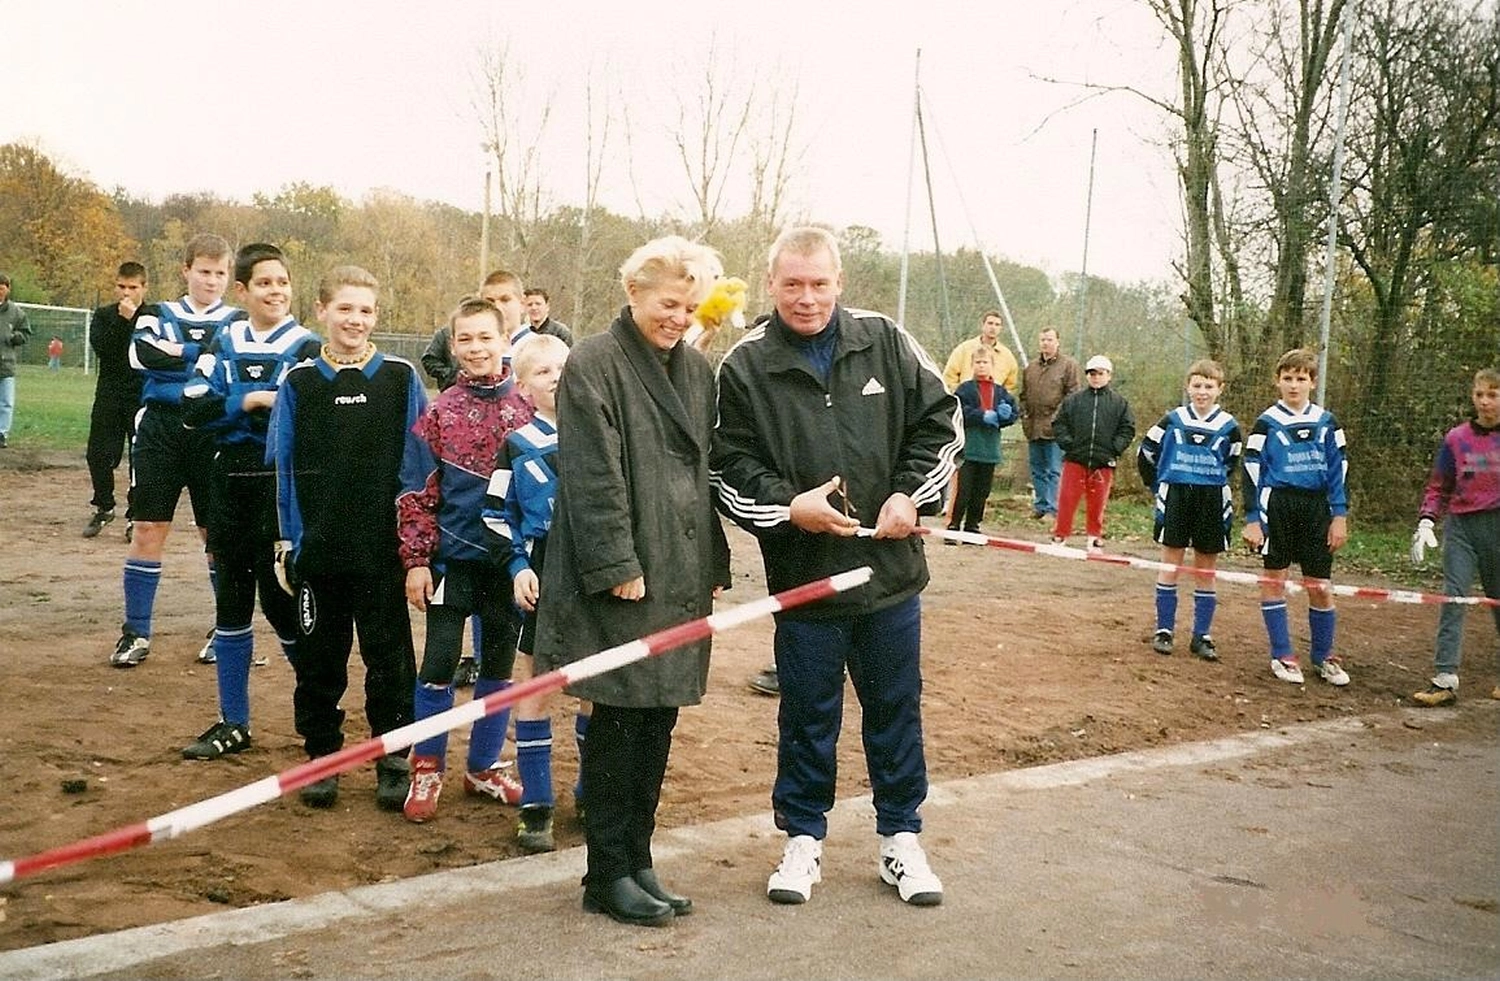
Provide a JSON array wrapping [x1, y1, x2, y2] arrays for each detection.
[[1338, 0, 1500, 409], [473, 43, 556, 263], [572, 61, 614, 330], [670, 36, 756, 238], [1221, 0, 1348, 364]]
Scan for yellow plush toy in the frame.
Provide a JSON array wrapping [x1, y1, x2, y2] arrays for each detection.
[[686, 276, 748, 351]]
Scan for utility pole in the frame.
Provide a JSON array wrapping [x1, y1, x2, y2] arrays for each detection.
[[1316, 3, 1355, 406], [1074, 128, 1098, 360], [479, 165, 492, 288], [897, 50, 920, 328]]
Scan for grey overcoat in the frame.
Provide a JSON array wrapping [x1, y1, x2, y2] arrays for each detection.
[[534, 309, 731, 707]]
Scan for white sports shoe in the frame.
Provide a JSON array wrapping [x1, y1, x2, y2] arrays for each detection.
[[1270, 658, 1305, 684], [767, 835, 822, 904], [878, 832, 943, 906], [1314, 657, 1350, 686]]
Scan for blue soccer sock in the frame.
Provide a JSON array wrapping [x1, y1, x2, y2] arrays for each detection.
[[1192, 589, 1217, 638], [515, 718, 555, 807], [1309, 607, 1337, 664], [1261, 599, 1293, 660], [466, 678, 511, 773], [214, 625, 254, 727], [1154, 582, 1178, 634], [412, 683, 455, 762], [122, 559, 162, 637], [574, 711, 590, 802]]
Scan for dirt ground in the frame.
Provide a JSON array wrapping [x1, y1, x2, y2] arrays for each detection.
[[1, 452, 1494, 952]]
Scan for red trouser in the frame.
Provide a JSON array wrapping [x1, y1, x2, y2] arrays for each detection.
[[1053, 461, 1115, 539]]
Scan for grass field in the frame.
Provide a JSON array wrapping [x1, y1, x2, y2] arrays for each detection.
[[6, 364, 95, 450], [3, 364, 1440, 591]]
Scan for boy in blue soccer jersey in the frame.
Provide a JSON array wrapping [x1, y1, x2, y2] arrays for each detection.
[[111, 233, 241, 668], [481, 332, 589, 854], [1137, 359, 1243, 661], [1241, 348, 1350, 686], [179, 243, 321, 760]]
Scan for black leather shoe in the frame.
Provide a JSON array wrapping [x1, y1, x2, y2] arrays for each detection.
[[633, 868, 692, 915], [300, 775, 339, 808], [582, 876, 674, 926]]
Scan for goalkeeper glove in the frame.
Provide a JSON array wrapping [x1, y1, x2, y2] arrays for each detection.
[[1409, 517, 1438, 564]]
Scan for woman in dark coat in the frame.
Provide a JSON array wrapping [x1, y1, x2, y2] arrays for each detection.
[[534, 235, 731, 927]]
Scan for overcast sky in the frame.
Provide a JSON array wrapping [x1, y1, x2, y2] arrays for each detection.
[[6, 0, 1182, 285]]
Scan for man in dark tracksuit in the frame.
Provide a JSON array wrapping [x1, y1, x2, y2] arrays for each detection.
[[711, 226, 962, 908], [83, 262, 148, 538]]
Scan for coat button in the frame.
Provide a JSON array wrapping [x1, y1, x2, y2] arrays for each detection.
[[685, 527, 695, 539]]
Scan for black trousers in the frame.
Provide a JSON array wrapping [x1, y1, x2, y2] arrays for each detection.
[[948, 459, 997, 532], [86, 392, 139, 514], [291, 567, 416, 759], [582, 703, 678, 884], [209, 465, 297, 643]]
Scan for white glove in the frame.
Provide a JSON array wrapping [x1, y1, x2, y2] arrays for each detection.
[[1410, 518, 1438, 564], [273, 540, 297, 596]]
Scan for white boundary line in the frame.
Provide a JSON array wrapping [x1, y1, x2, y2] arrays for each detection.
[[0, 712, 1425, 981]]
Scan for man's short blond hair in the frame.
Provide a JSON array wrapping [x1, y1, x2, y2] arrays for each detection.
[[767, 226, 842, 275]]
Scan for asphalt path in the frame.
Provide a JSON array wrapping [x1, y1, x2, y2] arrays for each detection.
[[3, 707, 1496, 981]]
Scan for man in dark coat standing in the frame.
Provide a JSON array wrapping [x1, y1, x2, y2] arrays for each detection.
[[84, 262, 148, 537], [712, 225, 961, 910]]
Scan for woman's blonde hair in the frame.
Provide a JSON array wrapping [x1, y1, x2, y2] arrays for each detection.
[[619, 235, 723, 303]]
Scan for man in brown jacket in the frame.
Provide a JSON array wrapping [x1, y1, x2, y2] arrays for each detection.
[[1020, 327, 1082, 519]]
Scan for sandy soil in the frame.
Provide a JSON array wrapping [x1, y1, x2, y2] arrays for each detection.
[[1, 454, 1493, 950]]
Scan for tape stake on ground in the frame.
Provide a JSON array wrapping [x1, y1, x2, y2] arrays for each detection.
[[885, 525, 1497, 609], [0, 566, 873, 885]]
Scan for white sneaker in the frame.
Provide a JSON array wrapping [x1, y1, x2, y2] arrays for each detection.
[[878, 831, 943, 906], [767, 835, 822, 904], [1086, 537, 1104, 553], [1270, 658, 1305, 684], [1314, 657, 1350, 686]]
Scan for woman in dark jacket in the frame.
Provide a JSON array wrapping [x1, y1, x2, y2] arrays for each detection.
[[534, 235, 731, 927]]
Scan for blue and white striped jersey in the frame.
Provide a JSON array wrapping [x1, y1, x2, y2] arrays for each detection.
[[130, 296, 242, 406], [1137, 404, 1243, 489], [1241, 400, 1348, 524], [182, 316, 321, 447]]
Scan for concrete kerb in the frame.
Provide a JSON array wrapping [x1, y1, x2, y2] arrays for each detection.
[[0, 714, 1404, 981]]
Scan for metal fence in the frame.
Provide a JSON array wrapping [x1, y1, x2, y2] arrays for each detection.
[[15, 303, 93, 372], [9, 308, 438, 381]]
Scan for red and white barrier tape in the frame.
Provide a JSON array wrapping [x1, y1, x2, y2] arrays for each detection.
[[893, 525, 1499, 609], [0, 566, 873, 885]]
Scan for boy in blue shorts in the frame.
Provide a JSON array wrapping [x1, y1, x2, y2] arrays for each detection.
[[483, 332, 586, 853], [112, 233, 240, 668], [398, 295, 532, 823], [269, 265, 425, 809], [1137, 359, 1243, 660], [180, 243, 321, 759], [1241, 348, 1350, 686], [1409, 368, 1500, 706]]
